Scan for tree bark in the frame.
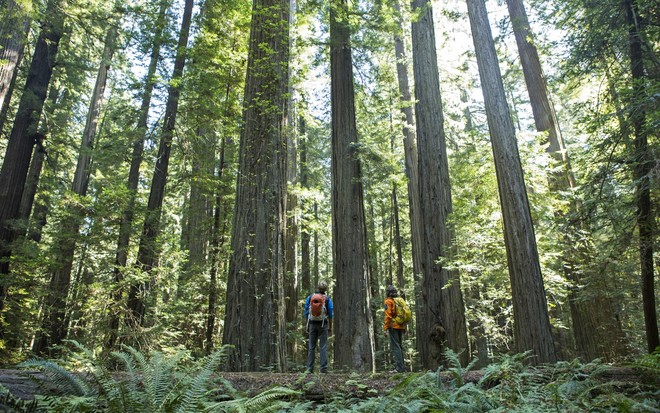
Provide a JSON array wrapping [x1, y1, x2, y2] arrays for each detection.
[[313, 202, 319, 289], [329, 0, 375, 373], [222, 0, 290, 372], [300, 117, 311, 297], [179, 128, 214, 297], [0, 0, 29, 130], [392, 0, 422, 285], [624, 0, 658, 353], [206, 136, 227, 354], [18, 137, 45, 224], [466, 0, 556, 364], [392, 185, 404, 289], [0, 0, 63, 317], [505, 0, 615, 361], [127, 0, 194, 328], [411, 0, 469, 368], [284, 24, 299, 357]]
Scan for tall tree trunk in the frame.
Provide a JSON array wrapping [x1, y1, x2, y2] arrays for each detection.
[[126, 0, 193, 329], [389, 131, 403, 289], [300, 116, 311, 297], [411, 0, 469, 368], [18, 137, 45, 224], [393, 0, 423, 285], [222, 0, 290, 372], [313, 201, 319, 288], [0, 0, 64, 317], [329, 0, 375, 373], [107, 0, 170, 349], [466, 0, 556, 364], [23, 81, 68, 244], [624, 0, 657, 353], [0, 0, 29, 130], [179, 128, 213, 297], [32, 21, 118, 356], [505, 0, 613, 361], [205, 136, 227, 354], [284, 24, 299, 358], [392, 185, 404, 289]]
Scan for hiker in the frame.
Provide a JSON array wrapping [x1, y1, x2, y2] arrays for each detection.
[[304, 281, 333, 373], [384, 285, 409, 373]]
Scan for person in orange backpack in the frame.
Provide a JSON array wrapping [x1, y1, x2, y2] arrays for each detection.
[[384, 285, 407, 373], [304, 281, 333, 373]]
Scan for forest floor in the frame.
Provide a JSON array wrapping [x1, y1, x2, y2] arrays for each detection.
[[0, 366, 654, 401]]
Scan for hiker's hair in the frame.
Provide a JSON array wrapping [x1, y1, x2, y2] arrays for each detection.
[[317, 281, 328, 293], [386, 285, 397, 297]]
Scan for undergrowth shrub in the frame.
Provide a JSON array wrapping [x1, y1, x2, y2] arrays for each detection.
[[18, 340, 231, 412], [6, 345, 659, 412]]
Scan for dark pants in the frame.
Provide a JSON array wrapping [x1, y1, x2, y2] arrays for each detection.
[[389, 328, 405, 372], [307, 321, 328, 372]]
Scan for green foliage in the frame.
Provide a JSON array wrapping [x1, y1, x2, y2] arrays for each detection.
[[294, 350, 660, 412], [16, 341, 230, 412], [439, 348, 481, 388], [4, 348, 658, 412], [632, 347, 660, 374], [0, 384, 39, 413], [207, 386, 301, 413]]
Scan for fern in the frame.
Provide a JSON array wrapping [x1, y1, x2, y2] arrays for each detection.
[[287, 400, 316, 412], [207, 386, 300, 413], [18, 359, 93, 397], [245, 386, 299, 410], [176, 348, 228, 412], [0, 384, 39, 413], [631, 347, 660, 373], [438, 347, 480, 388]]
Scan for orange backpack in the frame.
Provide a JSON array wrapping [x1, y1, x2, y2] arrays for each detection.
[[309, 293, 327, 321]]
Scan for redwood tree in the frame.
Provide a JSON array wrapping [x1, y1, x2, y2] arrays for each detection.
[[222, 0, 290, 372], [329, 0, 375, 373], [0, 0, 64, 320], [411, 0, 469, 368], [0, 0, 30, 129], [467, 0, 556, 364], [624, 0, 657, 353]]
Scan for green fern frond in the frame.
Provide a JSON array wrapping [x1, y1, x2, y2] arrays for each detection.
[[478, 351, 531, 387], [287, 400, 316, 412], [121, 345, 149, 373], [449, 382, 495, 411], [148, 352, 170, 409], [41, 394, 97, 411], [176, 348, 229, 413], [110, 350, 141, 398], [631, 348, 660, 373], [215, 376, 239, 399], [439, 347, 480, 387], [0, 384, 39, 413], [62, 340, 97, 366], [244, 386, 300, 411], [18, 359, 93, 397]]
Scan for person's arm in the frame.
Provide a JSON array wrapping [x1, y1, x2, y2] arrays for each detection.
[[327, 297, 333, 335], [384, 299, 394, 333], [303, 295, 311, 319], [303, 296, 310, 332]]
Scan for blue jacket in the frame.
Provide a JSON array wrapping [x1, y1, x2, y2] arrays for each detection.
[[304, 292, 333, 320]]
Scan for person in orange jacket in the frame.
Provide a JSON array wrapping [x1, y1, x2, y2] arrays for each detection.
[[384, 285, 406, 373]]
